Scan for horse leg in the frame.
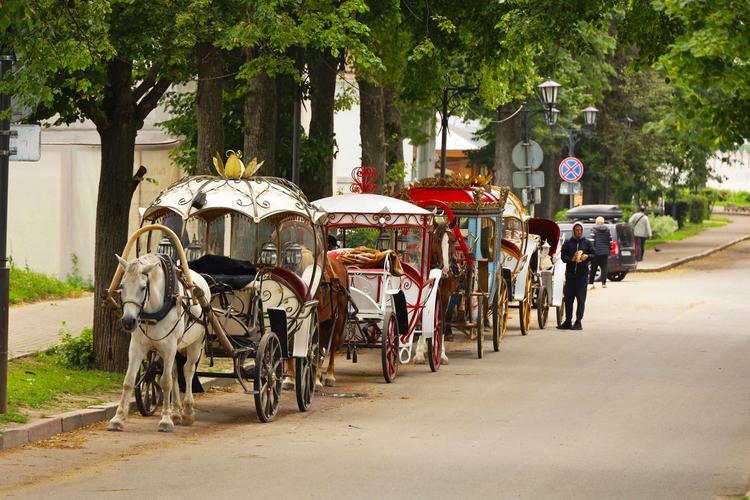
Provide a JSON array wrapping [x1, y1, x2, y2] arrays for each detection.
[[282, 359, 294, 390], [169, 362, 183, 426], [157, 346, 177, 432], [323, 309, 345, 387], [413, 336, 427, 364], [180, 342, 202, 426], [108, 341, 148, 431]]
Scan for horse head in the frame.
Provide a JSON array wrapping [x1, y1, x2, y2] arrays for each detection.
[[115, 254, 161, 332]]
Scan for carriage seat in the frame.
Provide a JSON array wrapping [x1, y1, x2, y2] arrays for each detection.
[[188, 254, 257, 292], [269, 266, 308, 300]]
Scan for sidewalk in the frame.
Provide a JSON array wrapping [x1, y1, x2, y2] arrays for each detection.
[[8, 295, 93, 359], [634, 213, 750, 272]]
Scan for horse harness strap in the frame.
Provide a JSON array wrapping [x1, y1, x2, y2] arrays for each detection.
[[140, 254, 179, 323]]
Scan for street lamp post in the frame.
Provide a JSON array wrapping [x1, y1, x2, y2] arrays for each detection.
[[496, 79, 561, 215], [557, 107, 599, 209]]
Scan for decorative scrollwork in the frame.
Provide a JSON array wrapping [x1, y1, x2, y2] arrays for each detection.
[[350, 167, 377, 194]]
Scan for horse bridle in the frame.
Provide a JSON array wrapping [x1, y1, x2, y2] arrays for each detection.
[[121, 255, 179, 325]]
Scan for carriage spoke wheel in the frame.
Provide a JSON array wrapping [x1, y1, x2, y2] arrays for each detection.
[[492, 278, 508, 352], [381, 313, 400, 383], [537, 287, 550, 329], [519, 274, 532, 336], [476, 299, 484, 359], [135, 351, 163, 417], [295, 312, 320, 412], [426, 293, 443, 372], [254, 332, 283, 423]]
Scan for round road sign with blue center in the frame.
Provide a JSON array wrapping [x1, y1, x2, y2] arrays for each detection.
[[559, 157, 584, 182]]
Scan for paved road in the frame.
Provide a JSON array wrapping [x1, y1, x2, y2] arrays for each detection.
[[2, 241, 750, 499]]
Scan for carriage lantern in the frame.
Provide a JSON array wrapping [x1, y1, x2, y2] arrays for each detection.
[[396, 232, 408, 254], [186, 234, 204, 261], [260, 242, 278, 267], [157, 236, 175, 260], [377, 229, 391, 251], [283, 242, 303, 268]]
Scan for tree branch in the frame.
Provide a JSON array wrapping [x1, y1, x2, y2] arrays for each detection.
[[136, 78, 171, 122], [132, 63, 162, 103]]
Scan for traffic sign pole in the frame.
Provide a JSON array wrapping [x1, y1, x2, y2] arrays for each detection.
[[0, 55, 14, 414]]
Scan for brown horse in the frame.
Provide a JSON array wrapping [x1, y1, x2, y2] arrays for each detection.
[[414, 221, 462, 364], [316, 256, 349, 386], [282, 255, 349, 389]]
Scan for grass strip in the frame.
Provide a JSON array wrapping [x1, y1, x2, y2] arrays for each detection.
[[1, 353, 122, 425], [646, 217, 730, 249], [9, 266, 88, 305]]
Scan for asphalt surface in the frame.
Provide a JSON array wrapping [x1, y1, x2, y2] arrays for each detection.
[[1, 239, 750, 499]]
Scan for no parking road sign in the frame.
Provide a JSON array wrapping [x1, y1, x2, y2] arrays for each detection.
[[559, 156, 584, 182]]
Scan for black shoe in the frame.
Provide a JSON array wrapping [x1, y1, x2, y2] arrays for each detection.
[[572, 322, 582, 330], [557, 322, 572, 330]]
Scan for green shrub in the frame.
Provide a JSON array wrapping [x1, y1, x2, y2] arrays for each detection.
[[56, 324, 95, 370], [9, 262, 86, 304], [664, 200, 689, 227], [554, 209, 568, 221], [650, 215, 679, 239]]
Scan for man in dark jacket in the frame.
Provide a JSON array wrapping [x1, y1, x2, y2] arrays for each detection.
[[588, 216, 612, 289], [557, 221, 594, 330]]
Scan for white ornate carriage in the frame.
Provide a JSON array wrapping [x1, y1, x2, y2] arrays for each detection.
[[313, 193, 445, 382], [107, 175, 325, 422]]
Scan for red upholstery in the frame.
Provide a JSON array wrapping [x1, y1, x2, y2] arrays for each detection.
[[270, 267, 309, 299], [501, 239, 522, 260], [528, 217, 560, 256]]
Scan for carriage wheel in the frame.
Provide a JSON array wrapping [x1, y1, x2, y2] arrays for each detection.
[[426, 293, 443, 372], [295, 312, 320, 412], [519, 274, 532, 336], [381, 313, 400, 383], [476, 299, 484, 359], [492, 278, 508, 352], [135, 351, 163, 417], [254, 332, 283, 423], [537, 287, 550, 329]]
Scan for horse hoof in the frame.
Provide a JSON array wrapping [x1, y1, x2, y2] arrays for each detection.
[[323, 376, 336, 388], [171, 414, 183, 425], [281, 377, 294, 391], [441, 355, 450, 365], [107, 420, 124, 432], [413, 354, 425, 365], [182, 414, 195, 426], [158, 421, 175, 433]]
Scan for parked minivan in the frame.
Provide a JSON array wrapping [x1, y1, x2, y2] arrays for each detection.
[[557, 204, 638, 281]]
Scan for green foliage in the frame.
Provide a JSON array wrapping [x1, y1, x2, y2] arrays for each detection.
[[650, 0, 750, 150], [1, 352, 122, 424], [9, 263, 86, 305], [650, 215, 678, 239], [56, 324, 95, 370], [343, 227, 379, 248], [554, 209, 569, 222], [65, 254, 93, 291]]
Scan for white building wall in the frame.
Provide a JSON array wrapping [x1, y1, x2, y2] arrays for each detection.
[[7, 116, 181, 281]]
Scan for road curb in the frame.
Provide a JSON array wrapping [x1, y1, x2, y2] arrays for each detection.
[[0, 378, 228, 452], [632, 233, 750, 273]]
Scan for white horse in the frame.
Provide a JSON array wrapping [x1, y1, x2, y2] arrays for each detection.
[[108, 253, 211, 432]]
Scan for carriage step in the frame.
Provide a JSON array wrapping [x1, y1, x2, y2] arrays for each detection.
[[233, 346, 255, 356]]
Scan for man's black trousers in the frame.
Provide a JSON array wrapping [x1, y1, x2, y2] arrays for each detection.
[[564, 271, 589, 323], [589, 255, 608, 285]]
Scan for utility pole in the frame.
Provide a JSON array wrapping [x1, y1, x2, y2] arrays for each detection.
[[0, 55, 15, 414]]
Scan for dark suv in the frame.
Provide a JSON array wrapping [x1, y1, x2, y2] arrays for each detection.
[[557, 204, 638, 281]]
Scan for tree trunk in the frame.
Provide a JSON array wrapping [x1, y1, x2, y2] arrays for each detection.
[[244, 68, 278, 177], [383, 84, 404, 194], [493, 103, 522, 191], [92, 59, 142, 372], [305, 50, 338, 201], [357, 77, 386, 192], [195, 42, 225, 176]]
